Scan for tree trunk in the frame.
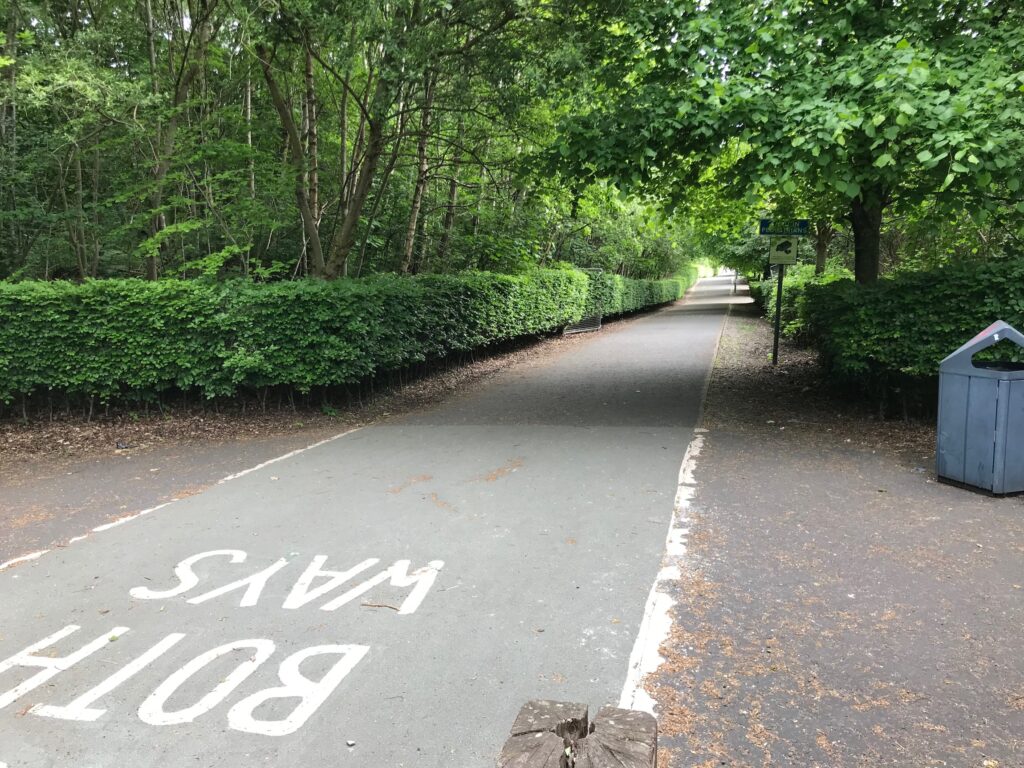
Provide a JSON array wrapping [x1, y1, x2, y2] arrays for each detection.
[[303, 47, 319, 224], [58, 154, 86, 278], [436, 116, 463, 268], [73, 151, 87, 278], [813, 221, 834, 275], [850, 197, 883, 284], [324, 70, 389, 278], [90, 146, 101, 276], [244, 67, 255, 198], [401, 72, 436, 273], [0, 7, 14, 144], [336, 21, 357, 219], [324, 117, 384, 278], [0, 4, 14, 262], [339, 68, 349, 213], [143, 0, 162, 279], [356, 98, 410, 274], [1, 4, 17, 260], [257, 43, 325, 277], [242, 65, 254, 276], [470, 137, 490, 244], [143, 0, 215, 279], [344, 69, 372, 214]]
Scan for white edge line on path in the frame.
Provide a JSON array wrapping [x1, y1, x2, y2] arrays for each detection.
[[618, 282, 732, 713], [217, 429, 360, 484], [617, 430, 704, 714], [0, 549, 50, 573], [0, 426, 363, 574]]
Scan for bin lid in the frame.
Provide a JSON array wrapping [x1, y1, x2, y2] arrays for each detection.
[[939, 320, 1024, 378]]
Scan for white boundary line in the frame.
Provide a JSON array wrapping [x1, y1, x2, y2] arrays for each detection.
[[0, 427, 362, 575], [0, 550, 50, 573], [618, 279, 732, 713], [217, 429, 359, 484], [618, 430, 705, 713]]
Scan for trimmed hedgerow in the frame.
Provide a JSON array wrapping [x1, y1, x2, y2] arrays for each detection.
[[751, 265, 854, 343], [803, 259, 1024, 389], [0, 268, 692, 404], [586, 264, 698, 318]]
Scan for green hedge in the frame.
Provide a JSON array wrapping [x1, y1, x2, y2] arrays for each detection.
[[585, 264, 697, 318], [0, 268, 693, 404], [751, 265, 853, 342], [803, 259, 1024, 388], [754, 259, 1024, 406]]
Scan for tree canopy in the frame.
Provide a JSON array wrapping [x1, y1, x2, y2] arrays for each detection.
[[558, 0, 1024, 283], [1, 0, 1022, 285], [0, 0, 694, 282]]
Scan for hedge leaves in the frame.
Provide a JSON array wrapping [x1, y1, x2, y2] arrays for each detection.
[[0, 269, 694, 404]]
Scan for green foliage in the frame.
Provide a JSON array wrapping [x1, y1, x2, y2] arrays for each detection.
[[0, 269, 692, 404], [547, 185, 694, 279], [803, 259, 1024, 383], [557, 0, 1024, 282], [584, 265, 697, 318], [753, 265, 854, 341], [0, 0, 694, 284], [760, 258, 1024, 398]]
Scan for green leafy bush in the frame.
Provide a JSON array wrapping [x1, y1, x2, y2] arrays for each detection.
[[753, 265, 854, 342], [803, 259, 1024, 389], [585, 264, 697, 318], [0, 269, 693, 404]]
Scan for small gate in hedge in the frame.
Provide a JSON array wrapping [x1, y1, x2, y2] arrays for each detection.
[[563, 268, 604, 335]]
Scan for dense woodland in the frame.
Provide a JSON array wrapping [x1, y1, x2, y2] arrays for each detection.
[[0, 0, 694, 282]]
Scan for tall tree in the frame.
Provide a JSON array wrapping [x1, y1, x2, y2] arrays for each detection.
[[256, 42, 326, 276], [559, 0, 1024, 283]]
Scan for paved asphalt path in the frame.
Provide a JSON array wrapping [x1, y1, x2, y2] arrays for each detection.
[[0, 277, 732, 767]]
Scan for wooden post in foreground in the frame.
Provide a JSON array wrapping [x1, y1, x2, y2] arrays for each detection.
[[497, 700, 657, 767]]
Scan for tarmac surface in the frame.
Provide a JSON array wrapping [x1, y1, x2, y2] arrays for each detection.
[[649, 301, 1024, 768], [0, 277, 735, 767]]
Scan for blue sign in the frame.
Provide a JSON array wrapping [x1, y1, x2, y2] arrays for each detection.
[[759, 219, 810, 236]]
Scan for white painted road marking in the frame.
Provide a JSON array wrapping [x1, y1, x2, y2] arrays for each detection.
[[186, 557, 290, 607], [0, 625, 130, 710], [283, 556, 381, 609], [138, 639, 276, 726], [129, 550, 445, 614], [129, 549, 247, 600], [2, 628, 372, 736], [227, 644, 371, 736], [218, 428, 363, 484], [1, 546, 445, 736], [619, 429, 705, 713], [0, 549, 49, 573], [0, 427, 364, 575], [32, 633, 187, 722]]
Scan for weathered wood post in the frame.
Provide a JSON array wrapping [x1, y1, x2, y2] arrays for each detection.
[[497, 700, 657, 768]]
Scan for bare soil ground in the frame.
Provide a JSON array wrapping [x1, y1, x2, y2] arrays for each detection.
[[702, 303, 936, 467]]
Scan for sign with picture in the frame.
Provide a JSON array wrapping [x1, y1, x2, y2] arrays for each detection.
[[768, 237, 798, 265]]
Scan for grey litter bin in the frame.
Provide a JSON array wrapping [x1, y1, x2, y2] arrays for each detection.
[[937, 320, 1024, 494]]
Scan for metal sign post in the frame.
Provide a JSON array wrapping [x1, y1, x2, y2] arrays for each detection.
[[759, 219, 809, 366], [772, 262, 786, 366]]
